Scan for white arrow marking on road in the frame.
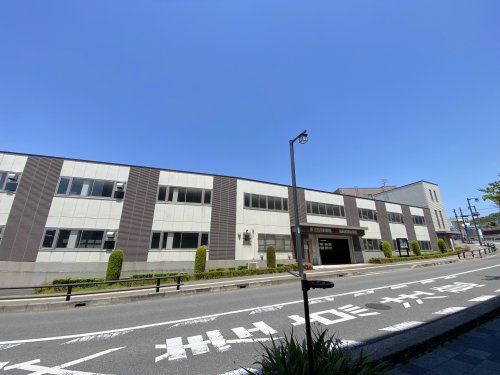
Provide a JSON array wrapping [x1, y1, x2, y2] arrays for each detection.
[[1, 264, 498, 346], [433, 307, 466, 315], [379, 321, 423, 332], [469, 295, 495, 302]]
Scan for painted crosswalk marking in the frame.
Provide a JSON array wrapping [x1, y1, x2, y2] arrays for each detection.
[[469, 295, 495, 302], [433, 307, 466, 315], [379, 321, 423, 332]]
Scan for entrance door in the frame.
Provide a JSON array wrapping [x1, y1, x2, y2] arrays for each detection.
[[318, 238, 351, 264]]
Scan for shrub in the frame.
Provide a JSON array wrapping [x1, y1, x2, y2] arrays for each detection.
[[251, 329, 387, 374], [437, 238, 448, 253], [267, 245, 276, 269], [194, 246, 207, 273], [410, 240, 421, 256], [303, 262, 313, 270], [238, 265, 248, 270], [106, 249, 124, 281], [380, 241, 393, 258], [52, 277, 104, 285], [369, 250, 461, 263]]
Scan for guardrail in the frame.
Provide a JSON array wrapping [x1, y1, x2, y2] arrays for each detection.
[[0, 275, 184, 302], [457, 243, 497, 260]]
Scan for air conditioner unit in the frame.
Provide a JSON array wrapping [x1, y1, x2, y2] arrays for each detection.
[[7, 173, 18, 181], [116, 183, 124, 190], [106, 231, 116, 239]]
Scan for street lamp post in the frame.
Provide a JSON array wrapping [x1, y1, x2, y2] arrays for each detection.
[[467, 198, 482, 246], [289, 130, 334, 375]]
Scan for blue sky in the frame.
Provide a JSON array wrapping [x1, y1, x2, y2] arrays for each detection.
[[0, 1, 499, 218]]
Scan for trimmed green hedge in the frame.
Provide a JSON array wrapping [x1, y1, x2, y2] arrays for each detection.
[[105, 249, 123, 281], [267, 245, 276, 269], [194, 246, 207, 273], [369, 250, 460, 264], [438, 238, 448, 253], [410, 240, 421, 256], [380, 241, 393, 258]]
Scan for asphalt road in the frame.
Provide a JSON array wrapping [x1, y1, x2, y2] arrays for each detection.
[[1, 256, 499, 374]]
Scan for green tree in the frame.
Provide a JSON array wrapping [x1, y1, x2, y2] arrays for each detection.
[[105, 249, 124, 281], [410, 240, 421, 256], [194, 246, 207, 273], [266, 245, 276, 268], [479, 180, 500, 206], [380, 241, 393, 258], [437, 238, 448, 253]]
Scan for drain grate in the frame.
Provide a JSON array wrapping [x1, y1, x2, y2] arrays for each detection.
[[365, 303, 391, 310]]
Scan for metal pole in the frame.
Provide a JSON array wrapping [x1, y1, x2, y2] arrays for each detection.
[[289, 135, 313, 375], [467, 199, 482, 246], [459, 208, 469, 242], [453, 209, 465, 242]]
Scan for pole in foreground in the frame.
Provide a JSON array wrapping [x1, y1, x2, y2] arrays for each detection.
[[467, 198, 482, 246]]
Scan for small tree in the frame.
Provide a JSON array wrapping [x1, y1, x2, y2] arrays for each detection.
[[106, 249, 123, 281], [380, 241, 392, 258], [437, 238, 448, 253], [194, 246, 207, 273], [411, 240, 421, 256], [267, 245, 276, 268]]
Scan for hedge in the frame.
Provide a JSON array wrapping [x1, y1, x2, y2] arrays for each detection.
[[369, 250, 461, 264], [267, 245, 276, 269], [438, 238, 448, 253], [380, 241, 393, 258], [410, 240, 421, 256], [194, 246, 207, 273], [105, 249, 123, 281]]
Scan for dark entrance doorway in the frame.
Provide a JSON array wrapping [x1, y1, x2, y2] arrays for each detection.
[[318, 238, 351, 264]]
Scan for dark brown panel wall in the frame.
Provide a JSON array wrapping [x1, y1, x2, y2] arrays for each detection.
[[288, 187, 307, 226], [209, 176, 237, 260], [0, 156, 63, 262], [423, 208, 439, 250], [343, 195, 360, 227], [402, 205, 417, 242], [375, 200, 392, 243], [116, 167, 159, 262]]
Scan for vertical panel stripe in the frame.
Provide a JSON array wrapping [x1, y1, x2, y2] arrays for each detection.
[[402, 205, 417, 242], [375, 201, 392, 243]]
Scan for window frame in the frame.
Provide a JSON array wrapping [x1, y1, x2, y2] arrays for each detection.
[[149, 231, 210, 250], [362, 238, 381, 251], [157, 185, 212, 206], [387, 212, 404, 224], [55, 177, 126, 200], [40, 228, 114, 250], [412, 215, 426, 226], [0, 171, 22, 193], [358, 208, 378, 222], [257, 233, 292, 253], [243, 193, 289, 213], [306, 201, 346, 218]]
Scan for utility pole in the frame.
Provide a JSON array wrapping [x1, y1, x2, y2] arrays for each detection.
[[453, 209, 465, 242], [467, 198, 483, 246], [459, 208, 469, 242]]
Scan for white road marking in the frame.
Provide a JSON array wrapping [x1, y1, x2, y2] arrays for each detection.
[[0, 344, 20, 351], [381, 291, 434, 309], [433, 307, 466, 315], [443, 275, 457, 279], [2, 264, 498, 345], [420, 279, 435, 284], [431, 282, 484, 294], [0, 362, 8, 370], [354, 290, 374, 297], [341, 306, 361, 312], [469, 295, 495, 302], [206, 330, 231, 352], [495, 289, 500, 292], [358, 312, 380, 317], [64, 331, 131, 344], [170, 316, 217, 328], [390, 284, 408, 289], [423, 296, 448, 299], [219, 369, 257, 375], [337, 339, 363, 347], [379, 321, 423, 332], [249, 306, 283, 315], [349, 308, 368, 314], [187, 335, 210, 356], [338, 304, 354, 310]]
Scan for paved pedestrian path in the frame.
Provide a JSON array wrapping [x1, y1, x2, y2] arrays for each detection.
[[390, 316, 500, 374]]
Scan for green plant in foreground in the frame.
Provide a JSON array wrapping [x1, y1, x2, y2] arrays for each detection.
[[410, 240, 421, 256], [266, 245, 276, 269], [380, 241, 393, 258], [248, 329, 387, 374], [105, 249, 123, 281], [194, 246, 207, 273], [437, 238, 448, 253]]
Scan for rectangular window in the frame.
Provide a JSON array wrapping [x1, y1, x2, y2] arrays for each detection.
[[259, 195, 267, 209], [275, 198, 282, 211], [244, 193, 250, 207], [181, 233, 199, 248], [362, 238, 381, 251], [387, 212, 404, 223], [412, 215, 426, 225], [267, 196, 275, 210], [204, 190, 212, 204], [244, 194, 288, 212], [56, 230, 80, 248], [69, 178, 93, 196], [201, 233, 209, 246], [90, 180, 114, 198], [326, 204, 334, 216], [0, 172, 6, 190], [168, 187, 174, 202], [429, 189, 434, 201], [151, 232, 161, 249], [185, 188, 203, 203], [359, 208, 378, 221], [306, 201, 345, 218], [158, 186, 167, 201], [42, 229, 56, 248], [78, 230, 104, 248], [172, 232, 182, 248], [439, 211, 446, 229], [419, 241, 431, 251], [56, 177, 70, 195], [283, 198, 288, 211], [433, 191, 439, 202], [251, 194, 259, 208], [177, 188, 187, 203], [318, 203, 326, 215], [258, 234, 292, 252], [435, 210, 441, 228], [161, 233, 168, 249]]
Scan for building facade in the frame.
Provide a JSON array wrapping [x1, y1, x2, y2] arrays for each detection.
[[0, 152, 439, 285]]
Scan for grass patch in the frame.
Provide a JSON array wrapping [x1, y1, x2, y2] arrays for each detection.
[[369, 250, 464, 264]]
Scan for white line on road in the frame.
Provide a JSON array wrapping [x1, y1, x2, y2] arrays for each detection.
[[433, 307, 466, 315], [1, 263, 498, 346], [0, 362, 8, 370], [379, 321, 423, 332], [469, 295, 495, 302]]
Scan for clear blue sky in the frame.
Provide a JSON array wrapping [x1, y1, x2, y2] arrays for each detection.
[[1, 1, 499, 218]]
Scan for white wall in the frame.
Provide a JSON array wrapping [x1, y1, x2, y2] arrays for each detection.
[[36, 251, 111, 263], [356, 198, 376, 210], [305, 190, 348, 226], [356, 198, 381, 239], [415, 226, 431, 241], [158, 170, 213, 190], [385, 202, 402, 214], [0, 154, 28, 225], [409, 206, 424, 216], [60, 160, 130, 181], [236, 180, 291, 261]]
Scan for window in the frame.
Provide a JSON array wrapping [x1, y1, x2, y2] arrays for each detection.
[[362, 238, 381, 251], [90, 181, 114, 198], [78, 230, 104, 248], [150, 231, 209, 249], [387, 212, 404, 223], [0, 171, 21, 192], [56, 177, 70, 195], [158, 186, 212, 205], [412, 215, 426, 225], [258, 234, 292, 252], [429, 189, 434, 201], [306, 201, 345, 218], [419, 241, 431, 251], [0, 226, 4, 244], [358, 208, 378, 221], [42, 229, 56, 248], [244, 193, 288, 212], [69, 178, 93, 196], [55, 230, 81, 249], [433, 190, 439, 202], [435, 210, 441, 228], [439, 211, 446, 229]]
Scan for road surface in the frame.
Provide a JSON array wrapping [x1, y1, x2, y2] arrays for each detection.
[[0, 256, 499, 374]]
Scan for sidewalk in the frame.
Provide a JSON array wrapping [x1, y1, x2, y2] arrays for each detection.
[[390, 317, 500, 375]]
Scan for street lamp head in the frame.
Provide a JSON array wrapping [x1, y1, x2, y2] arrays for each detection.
[[299, 131, 308, 144]]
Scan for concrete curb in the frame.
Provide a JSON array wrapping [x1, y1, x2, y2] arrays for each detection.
[[0, 254, 495, 313], [356, 296, 500, 364]]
